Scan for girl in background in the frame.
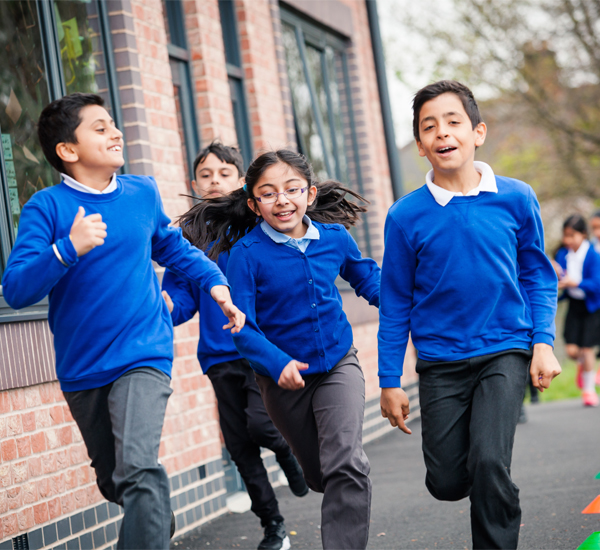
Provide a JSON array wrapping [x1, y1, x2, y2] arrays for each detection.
[[179, 150, 381, 549], [555, 214, 600, 406]]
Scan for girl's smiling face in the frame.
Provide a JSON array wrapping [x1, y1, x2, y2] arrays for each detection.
[[248, 161, 317, 239]]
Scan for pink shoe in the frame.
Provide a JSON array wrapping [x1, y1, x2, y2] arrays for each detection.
[[576, 362, 584, 389], [582, 391, 599, 407], [596, 369, 600, 387]]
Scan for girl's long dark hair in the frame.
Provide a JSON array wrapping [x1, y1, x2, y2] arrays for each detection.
[[178, 149, 368, 259]]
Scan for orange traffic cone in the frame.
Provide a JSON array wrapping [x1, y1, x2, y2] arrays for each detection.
[[583, 496, 600, 514]]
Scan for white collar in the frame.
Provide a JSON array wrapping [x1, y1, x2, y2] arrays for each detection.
[[61, 172, 118, 194], [567, 239, 590, 263], [261, 215, 320, 244], [426, 161, 498, 207]]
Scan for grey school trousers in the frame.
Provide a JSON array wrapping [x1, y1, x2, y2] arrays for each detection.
[[417, 349, 531, 550], [255, 348, 371, 550], [63, 367, 173, 550]]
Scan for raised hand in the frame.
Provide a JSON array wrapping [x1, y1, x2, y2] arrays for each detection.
[[69, 206, 107, 257]]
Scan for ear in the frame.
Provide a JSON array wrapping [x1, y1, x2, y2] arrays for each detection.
[[56, 142, 79, 165], [191, 179, 201, 195], [247, 197, 261, 217], [306, 185, 318, 206], [474, 122, 487, 147], [416, 139, 427, 158], [237, 177, 245, 189]]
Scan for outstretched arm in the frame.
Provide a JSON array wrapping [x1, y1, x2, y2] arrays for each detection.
[[516, 187, 561, 389], [339, 228, 381, 307]]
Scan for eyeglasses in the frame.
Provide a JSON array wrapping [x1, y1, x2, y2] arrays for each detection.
[[254, 187, 308, 204]]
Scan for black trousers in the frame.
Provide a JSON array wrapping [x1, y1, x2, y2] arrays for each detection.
[[417, 349, 531, 550], [207, 358, 291, 526]]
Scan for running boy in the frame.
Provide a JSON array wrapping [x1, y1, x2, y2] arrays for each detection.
[[378, 80, 561, 550], [1, 94, 245, 549], [162, 141, 308, 550]]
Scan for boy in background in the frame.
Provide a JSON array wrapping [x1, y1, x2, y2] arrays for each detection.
[[2, 95, 245, 549], [378, 80, 561, 549], [162, 141, 307, 550]]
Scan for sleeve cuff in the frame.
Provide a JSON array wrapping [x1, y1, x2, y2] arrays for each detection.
[[204, 274, 230, 296], [54, 237, 79, 267], [532, 332, 554, 347], [379, 376, 402, 388]]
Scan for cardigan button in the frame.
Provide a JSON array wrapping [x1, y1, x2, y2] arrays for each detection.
[[314, 327, 319, 332], [311, 303, 316, 308], [319, 352, 324, 357], [308, 279, 313, 284]]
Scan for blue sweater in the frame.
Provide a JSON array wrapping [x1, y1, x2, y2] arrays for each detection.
[[162, 252, 241, 373], [1, 175, 228, 391], [378, 177, 557, 388], [555, 245, 600, 312], [228, 222, 380, 382]]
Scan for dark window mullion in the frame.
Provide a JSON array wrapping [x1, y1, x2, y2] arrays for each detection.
[[294, 26, 334, 178], [176, 61, 200, 182], [0, 124, 14, 261], [320, 50, 342, 181], [38, 0, 66, 100], [340, 51, 371, 257]]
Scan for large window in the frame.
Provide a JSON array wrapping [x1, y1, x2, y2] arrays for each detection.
[[218, 0, 252, 169], [280, 9, 371, 255], [0, 0, 121, 314], [163, 0, 200, 192]]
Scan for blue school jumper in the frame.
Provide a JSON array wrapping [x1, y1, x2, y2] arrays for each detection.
[[555, 245, 600, 312], [1, 175, 228, 391], [162, 253, 241, 372], [378, 176, 557, 388], [227, 221, 380, 382]]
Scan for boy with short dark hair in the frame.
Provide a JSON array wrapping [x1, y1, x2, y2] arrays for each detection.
[[378, 80, 561, 549], [2, 94, 245, 549], [162, 141, 307, 550]]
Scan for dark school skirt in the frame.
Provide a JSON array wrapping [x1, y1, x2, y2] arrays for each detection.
[[563, 297, 600, 348]]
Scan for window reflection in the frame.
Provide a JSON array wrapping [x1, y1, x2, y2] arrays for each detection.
[[0, 1, 57, 237], [54, 0, 113, 109]]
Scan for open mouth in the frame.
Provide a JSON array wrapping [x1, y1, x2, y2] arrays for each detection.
[[274, 211, 295, 221], [437, 146, 456, 154], [108, 145, 122, 152]]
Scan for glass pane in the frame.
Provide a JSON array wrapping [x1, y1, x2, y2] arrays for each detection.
[[0, 1, 58, 239], [54, 0, 113, 110], [281, 24, 328, 181], [325, 47, 350, 184], [170, 59, 193, 192], [219, 0, 241, 68], [305, 45, 336, 178]]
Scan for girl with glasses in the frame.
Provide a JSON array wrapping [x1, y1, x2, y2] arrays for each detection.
[[178, 149, 380, 550]]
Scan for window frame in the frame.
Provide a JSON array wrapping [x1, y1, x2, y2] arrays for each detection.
[[280, 8, 372, 257], [0, 0, 124, 322], [218, 0, 253, 170]]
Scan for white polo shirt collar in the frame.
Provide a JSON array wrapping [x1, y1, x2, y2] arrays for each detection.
[[426, 161, 497, 207]]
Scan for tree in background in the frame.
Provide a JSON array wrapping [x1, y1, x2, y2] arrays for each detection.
[[383, 0, 600, 200]]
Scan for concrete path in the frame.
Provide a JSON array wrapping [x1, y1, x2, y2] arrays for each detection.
[[172, 399, 600, 549]]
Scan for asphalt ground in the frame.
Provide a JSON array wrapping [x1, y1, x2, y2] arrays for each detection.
[[172, 399, 600, 550]]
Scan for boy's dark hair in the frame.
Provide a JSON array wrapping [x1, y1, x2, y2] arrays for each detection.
[[563, 213, 587, 235], [412, 80, 482, 141], [179, 149, 368, 259], [37, 93, 105, 173], [193, 140, 245, 178]]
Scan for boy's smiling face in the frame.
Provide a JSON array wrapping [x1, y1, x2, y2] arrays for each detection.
[[59, 104, 124, 179], [192, 153, 243, 199], [416, 92, 486, 177]]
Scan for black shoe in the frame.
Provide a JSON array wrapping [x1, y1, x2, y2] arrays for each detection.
[[277, 453, 308, 497], [170, 510, 176, 539], [258, 519, 290, 550], [530, 388, 539, 404]]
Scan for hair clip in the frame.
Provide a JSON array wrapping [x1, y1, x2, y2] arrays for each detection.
[[243, 183, 248, 192]]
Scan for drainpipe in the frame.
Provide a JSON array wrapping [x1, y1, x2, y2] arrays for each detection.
[[366, 0, 404, 200]]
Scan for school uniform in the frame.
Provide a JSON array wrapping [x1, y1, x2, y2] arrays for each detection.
[[228, 218, 380, 550], [555, 243, 600, 347], [378, 162, 558, 550], [2, 174, 228, 549], [162, 254, 297, 528]]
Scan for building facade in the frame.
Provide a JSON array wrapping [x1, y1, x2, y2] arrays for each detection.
[[0, 0, 415, 546]]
